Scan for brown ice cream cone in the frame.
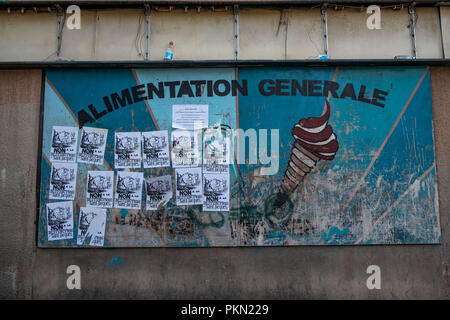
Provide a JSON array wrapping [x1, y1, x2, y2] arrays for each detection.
[[281, 141, 320, 194]]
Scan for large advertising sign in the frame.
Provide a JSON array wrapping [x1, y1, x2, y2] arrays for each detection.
[[38, 66, 441, 247]]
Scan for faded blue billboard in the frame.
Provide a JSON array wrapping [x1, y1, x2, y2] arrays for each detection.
[[38, 66, 441, 247]]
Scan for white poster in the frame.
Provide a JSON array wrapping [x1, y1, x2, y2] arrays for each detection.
[[172, 104, 209, 130], [171, 130, 200, 168], [142, 130, 170, 168], [78, 127, 108, 165], [49, 162, 78, 200], [76, 207, 107, 246], [46, 201, 74, 241], [175, 167, 203, 206], [114, 171, 143, 209], [203, 173, 230, 211], [114, 132, 142, 168], [50, 126, 78, 163], [145, 175, 173, 210], [203, 125, 231, 174], [86, 171, 114, 208]]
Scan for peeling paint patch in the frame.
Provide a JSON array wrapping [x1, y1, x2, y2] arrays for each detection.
[[110, 257, 123, 266]]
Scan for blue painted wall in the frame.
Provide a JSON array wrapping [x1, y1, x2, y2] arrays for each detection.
[[38, 66, 440, 247]]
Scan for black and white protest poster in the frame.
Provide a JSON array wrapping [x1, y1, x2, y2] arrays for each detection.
[[202, 173, 230, 211], [145, 175, 173, 210], [142, 130, 170, 168], [114, 132, 142, 169], [203, 125, 231, 174], [49, 162, 78, 200], [86, 170, 114, 208], [78, 127, 108, 165], [50, 126, 78, 163], [175, 167, 203, 206], [114, 171, 143, 209], [76, 207, 107, 246], [171, 130, 200, 168], [46, 201, 74, 241]]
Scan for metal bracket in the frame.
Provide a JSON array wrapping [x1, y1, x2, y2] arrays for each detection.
[[144, 4, 150, 60], [321, 3, 329, 56], [55, 4, 63, 59], [409, 3, 417, 59], [234, 4, 239, 61]]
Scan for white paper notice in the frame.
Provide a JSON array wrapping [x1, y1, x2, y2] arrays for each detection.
[[171, 130, 200, 168], [175, 167, 203, 205], [50, 126, 78, 163], [203, 173, 230, 211], [76, 207, 107, 246], [114, 132, 142, 168], [49, 162, 78, 200], [142, 130, 170, 168], [145, 175, 173, 210], [86, 171, 114, 208], [46, 201, 74, 241], [78, 127, 108, 165], [203, 125, 231, 174], [114, 171, 143, 209], [172, 104, 209, 130]]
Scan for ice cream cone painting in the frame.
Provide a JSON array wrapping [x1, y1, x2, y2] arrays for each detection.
[[281, 100, 339, 194], [38, 66, 440, 247]]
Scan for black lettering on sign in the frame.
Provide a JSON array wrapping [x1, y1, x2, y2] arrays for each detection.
[[213, 80, 231, 97], [71, 77, 389, 127], [88, 104, 107, 120], [308, 80, 322, 96], [111, 89, 132, 109], [275, 79, 290, 96], [291, 79, 307, 96], [371, 88, 388, 108], [259, 79, 275, 96], [340, 83, 357, 100], [177, 81, 194, 98], [190, 80, 206, 96], [131, 84, 147, 102], [147, 82, 165, 99], [78, 110, 95, 128], [164, 81, 180, 98]]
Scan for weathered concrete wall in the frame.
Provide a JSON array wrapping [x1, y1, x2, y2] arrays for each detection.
[[441, 7, 450, 58], [415, 7, 443, 59], [328, 8, 410, 59], [0, 7, 449, 61], [0, 67, 448, 299], [0, 70, 41, 299], [0, 12, 57, 61], [328, 7, 444, 59]]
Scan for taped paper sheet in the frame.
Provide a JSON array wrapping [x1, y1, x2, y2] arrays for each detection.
[[142, 130, 170, 168], [203, 125, 231, 174], [172, 104, 208, 130], [114, 171, 144, 209], [46, 201, 74, 241], [114, 132, 142, 168], [171, 130, 200, 168], [76, 207, 107, 246], [86, 171, 114, 208], [175, 167, 203, 206], [49, 162, 78, 200], [145, 175, 173, 210], [78, 127, 108, 165], [50, 126, 78, 163], [203, 173, 230, 211]]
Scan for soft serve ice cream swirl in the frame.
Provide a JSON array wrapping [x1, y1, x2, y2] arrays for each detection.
[[291, 100, 339, 160], [280, 100, 339, 195]]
